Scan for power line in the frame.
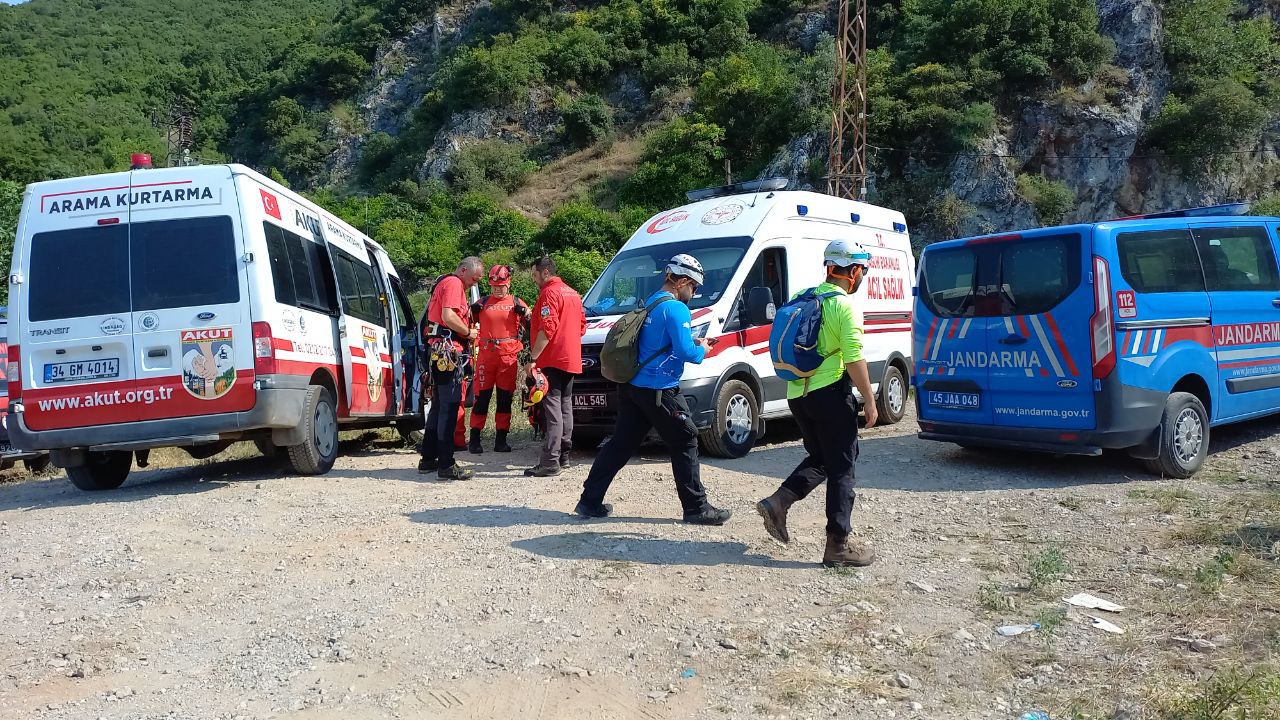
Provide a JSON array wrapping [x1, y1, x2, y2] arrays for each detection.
[[867, 143, 1273, 161]]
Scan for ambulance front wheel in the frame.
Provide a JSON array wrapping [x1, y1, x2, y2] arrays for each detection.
[[875, 364, 908, 425], [67, 451, 131, 491], [1143, 392, 1209, 479], [700, 379, 759, 459], [287, 385, 339, 475]]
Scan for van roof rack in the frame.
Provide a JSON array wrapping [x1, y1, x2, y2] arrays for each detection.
[[685, 177, 789, 203], [1113, 202, 1251, 221]]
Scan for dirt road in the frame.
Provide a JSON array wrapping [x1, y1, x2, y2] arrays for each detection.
[[2, 408, 1277, 719]]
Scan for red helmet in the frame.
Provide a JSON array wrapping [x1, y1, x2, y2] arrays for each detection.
[[488, 264, 512, 286], [525, 368, 548, 405]]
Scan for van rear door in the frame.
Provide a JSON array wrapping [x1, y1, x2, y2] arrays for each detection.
[[128, 177, 254, 422], [984, 232, 1093, 430], [915, 242, 994, 426], [21, 175, 139, 431]]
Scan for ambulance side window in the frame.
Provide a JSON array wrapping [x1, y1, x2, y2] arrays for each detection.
[[263, 222, 338, 314], [728, 247, 787, 330]]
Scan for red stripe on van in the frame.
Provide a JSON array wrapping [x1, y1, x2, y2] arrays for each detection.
[[273, 338, 295, 352], [349, 346, 366, 358], [946, 320, 959, 339], [1043, 313, 1079, 376], [1016, 316, 1030, 337], [922, 318, 939, 359]]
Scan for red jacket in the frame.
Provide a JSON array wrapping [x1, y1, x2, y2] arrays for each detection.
[[531, 277, 585, 373]]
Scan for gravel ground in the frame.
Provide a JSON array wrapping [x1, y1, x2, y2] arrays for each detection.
[[1, 407, 1277, 720]]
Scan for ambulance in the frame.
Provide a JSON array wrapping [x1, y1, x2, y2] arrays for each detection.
[[6, 158, 424, 490], [576, 178, 915, 458], [913, 203, 1280, 478]]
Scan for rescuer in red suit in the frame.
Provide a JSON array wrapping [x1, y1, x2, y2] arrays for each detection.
[[466, 264, 529, 453]]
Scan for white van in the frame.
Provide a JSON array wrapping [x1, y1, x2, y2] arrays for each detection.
[[575, 179, 915, 458], [6, 161, 424, 490]]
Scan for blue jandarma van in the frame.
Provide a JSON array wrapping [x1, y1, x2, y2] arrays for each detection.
[[913, 204, 1280, 478]]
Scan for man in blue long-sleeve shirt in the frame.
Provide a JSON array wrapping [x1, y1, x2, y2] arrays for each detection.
[[576, 254, 732, 525]]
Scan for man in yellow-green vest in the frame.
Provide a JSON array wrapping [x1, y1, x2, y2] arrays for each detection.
[[757, 239, 878, 567]]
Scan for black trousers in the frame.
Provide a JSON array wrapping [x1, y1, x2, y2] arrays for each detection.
[[421, 374, 463, 470], [780, 377, 860, 537], [580, 384, 708, 515]]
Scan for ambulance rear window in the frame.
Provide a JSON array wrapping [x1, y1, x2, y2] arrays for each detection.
[[28, 225, 131, 322]]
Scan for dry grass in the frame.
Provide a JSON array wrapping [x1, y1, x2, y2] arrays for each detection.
[[772, 667, 911, 705], [508, 138, 644, 220]]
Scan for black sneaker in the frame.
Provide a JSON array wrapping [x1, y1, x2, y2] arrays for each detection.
[[524, 464, 562, 477], [417, 458, 438, 474], [437, 464, 473, 481], [684, 505, 733, 526], [574, 500, 613, 518]]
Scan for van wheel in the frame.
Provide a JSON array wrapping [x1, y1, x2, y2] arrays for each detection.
[[23, 455, 51, 475], [1143, 392, 1209, 479], [875, 365, 908, 425], [700, 379, 759, 459], [287, 385, 339, 475], [67, 451, 131, 491]]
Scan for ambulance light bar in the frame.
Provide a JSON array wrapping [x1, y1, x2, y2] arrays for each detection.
[[685, 177, 789, 202]]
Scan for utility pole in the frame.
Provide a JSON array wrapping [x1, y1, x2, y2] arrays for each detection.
[[152, 106, 197, 167], [827, 0, 868, 200]]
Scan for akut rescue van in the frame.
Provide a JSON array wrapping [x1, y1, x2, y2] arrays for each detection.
[[574, 178, 916, 458], [7, 160, 424, 490]]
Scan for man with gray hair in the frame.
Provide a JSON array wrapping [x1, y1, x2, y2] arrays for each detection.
[[419, 257, 485, 480]]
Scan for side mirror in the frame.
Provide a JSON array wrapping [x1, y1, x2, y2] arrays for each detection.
[[746, 286, 776, 327]]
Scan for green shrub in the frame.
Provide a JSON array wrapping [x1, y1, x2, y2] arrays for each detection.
[[462, 208, 538, 257], [1252, 196, 1280, 217], [0, 178, 21, 304], [1026, 544, 1070, 590], [695, 41, 803, 170], [1016, 174, 1075, 226], [445, 34, 548, 108], [307, 47, 371, 100], [448, 141, 539, 195], [619, 118, 725, 210], [544, 25, 614, 86], [533, 201, 632, 255], [561, 95, 614, 148], [642, 43, 698, 88], [263, 97, 306, 141]]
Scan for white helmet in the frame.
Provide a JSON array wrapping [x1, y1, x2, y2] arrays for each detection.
[[824, 239, 871, 269], [666, 253, 705, 286]]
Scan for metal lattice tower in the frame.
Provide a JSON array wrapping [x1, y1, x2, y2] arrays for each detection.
[[827, 0, 868, 200], [152, 106, 197, 167]]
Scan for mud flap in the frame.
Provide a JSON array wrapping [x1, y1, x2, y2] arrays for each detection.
[[1128, 425, 1162, 460]]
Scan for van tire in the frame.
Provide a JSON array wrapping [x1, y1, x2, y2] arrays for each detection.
[[1142, 392, 1209, 479], [287, 385, 339, 475], [67, 451, 132, 491], [700, 379, 759, 459], [875, 365, 908, 425]]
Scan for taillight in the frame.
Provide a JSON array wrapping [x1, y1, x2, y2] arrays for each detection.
[[7, 344, 20, 398], [1090, 256, 1116, 379], [252, 322, 276, 374]]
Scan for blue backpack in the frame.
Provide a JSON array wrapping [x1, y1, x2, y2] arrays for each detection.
[[769, 288, 840, 382]]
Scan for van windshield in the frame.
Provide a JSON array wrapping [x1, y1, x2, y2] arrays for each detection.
[[583, 236, 751, 316], [28, 216, 238, 322], [920, 234, 1081, 318]]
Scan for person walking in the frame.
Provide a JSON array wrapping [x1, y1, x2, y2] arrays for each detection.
[[523, 255, 586, 477], [418, 257, 485, 480], [575, 254, 732, 525], [756, 240, 878, 567], [467, 265, 529, 454]]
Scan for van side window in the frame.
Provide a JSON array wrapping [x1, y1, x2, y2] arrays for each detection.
[[1191, 226, 1279, 292], [728, 247, 787, 330], [332, 250, 386, 326], [263, 222, 338, 314], [1116, 229, 1204, 294]]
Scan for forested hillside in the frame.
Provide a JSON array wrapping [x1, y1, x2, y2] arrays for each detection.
[[2, 0, 1280, 303]]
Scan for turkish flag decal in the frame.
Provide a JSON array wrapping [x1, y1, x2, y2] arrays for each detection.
[[261, 189, 282, 220]]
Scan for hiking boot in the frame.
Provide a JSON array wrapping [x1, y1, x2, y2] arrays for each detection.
[[559, 453, 572, 470], [756, 487, 800, 544], [822, 533, 876, 568], [417, 458, 438, 474], [494, 431, 512, 453], [523, 464, 562, 477], [684, 505, 733, 526], [574, 500, 613, 518], [437, 464, 473, 481], [468, 428, 483, 455]]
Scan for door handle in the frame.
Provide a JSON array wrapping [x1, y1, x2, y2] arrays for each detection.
[[1272, 298, 1280, 308], [999, 334, 1028, 345], [146, 348, 169, 359]]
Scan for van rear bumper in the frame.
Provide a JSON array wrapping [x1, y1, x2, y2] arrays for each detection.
[[9, 374, 308, 452]]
